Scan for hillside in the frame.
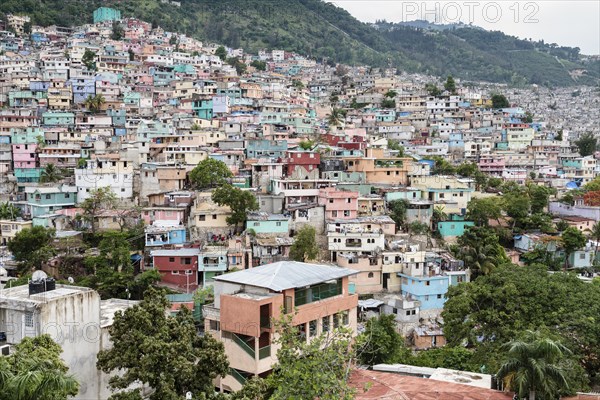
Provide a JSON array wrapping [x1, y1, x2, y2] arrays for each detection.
[[1, 0, 598, 86]]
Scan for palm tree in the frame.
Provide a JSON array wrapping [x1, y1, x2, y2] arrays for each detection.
[[0, 202, 21, 220], [586, 222, 600, 258], [40, 164, 62, 183], [84, 94, 106, 113], [461, 244, 498, 277], [497, 331, 571, 400], [6, 358, 79, 400], [327, 107, 345, 126], [432, 206, 448, 230]]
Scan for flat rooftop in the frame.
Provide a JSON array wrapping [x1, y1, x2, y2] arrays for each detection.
[[0, 284, 92, 304]]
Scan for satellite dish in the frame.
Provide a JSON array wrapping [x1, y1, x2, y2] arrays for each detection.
[[67, 277, 75, 284], [186, 392, 192, 400], [32, 270, 48, 281], [0, 267, 7, 277]]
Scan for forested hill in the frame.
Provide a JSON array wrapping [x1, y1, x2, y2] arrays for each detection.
[[1, 0, 598, 86]]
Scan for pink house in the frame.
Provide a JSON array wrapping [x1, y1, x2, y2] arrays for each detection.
[[141, 206, 187, 225], [12, 143, 38, 169], [318, 187, 359, 220]]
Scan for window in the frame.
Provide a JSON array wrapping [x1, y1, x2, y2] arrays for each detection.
[[199, 215, 206, 221], [426, 281, 430, 286], [209, 320, 220, 331], [329, 199, 334, 203], [368, 272, 374, 278], [172, 271, 180, 275], [437, 294, 442, 299], [322, 316, 330, 332], [185, 270, 193, 275], [169, 257, 175, 262], [580, 253, 586, 260], [212, 215, 217, 220], [406, 311, 411, 316], [182, 257, 192, 265], [45, 194, 51, 199], [253, 222, 260, 226], [64, 193, 70, 198], [25, 312, 34, 328], [276, 221, 281, 226], [309, 320, 317, 337]]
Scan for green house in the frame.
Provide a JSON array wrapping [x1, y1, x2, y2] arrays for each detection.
[[93, 7, 121, 23], [437, 215, 474, 239]]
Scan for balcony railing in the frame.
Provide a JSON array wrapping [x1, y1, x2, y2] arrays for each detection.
[[258, 345, 271, 360], [232, 332, 255, 358], [230, 368, 247, 385]]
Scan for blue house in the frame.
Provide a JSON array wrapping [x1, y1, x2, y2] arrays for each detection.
[[398, 270, 468, 310], [246, 139, 288, 159], [246, 212, 289, 234], [42, 112, 75, 126], [69, 78, 96, 104], [192, 98, 213, 120], [24, 185, 77, 217], [437, 215, 474, 239], [198, 248, 228, 286], [145, 221, 187, 247]]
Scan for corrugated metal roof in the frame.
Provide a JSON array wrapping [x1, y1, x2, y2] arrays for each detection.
[[150, 248, 200, 257], [214, 261, 358, 291]]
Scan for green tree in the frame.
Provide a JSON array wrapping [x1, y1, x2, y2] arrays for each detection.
[[503, 193, 531, 229], [215, 45, 227, 61], [110, 21, 124, 40], [466, 197, 502, 227], [0, 335, 79, 400], [425, 83, 441, 96], [561, 227, 586, 269], [456, 226, 509, 277], [289, 225, 319, 262], [412, 346, 476, 372], [80, 187, 117, 235], [388, 199, 409, 232], [96, 287, 229, 400], [40, 163, 62, 183], [356, 314, 410, 365], [211, 184, 258, 229], [83, 94, 105, 113], [81, 49, 96, 71], [7, 226, 55, 272], [381, 98, 395, 109], [268, 312, 355, 400], [169, 34, 178, 45], [384, 90, 397, 98], [226, 56, 247, 75], [250, 59, 267, 71], [432, 205, 447, 230], [430, 156, 456, 175], [189, 158, 232, 189], [442, 264, 600, 384], [327, 107, 346, 126], [444, 75, 456, 94], [575, 132, 597, 157], [456, 162, 477, 177], [491, 94, 509, 108], [497, 331, 571, 400], [0, 201, 21, 220]]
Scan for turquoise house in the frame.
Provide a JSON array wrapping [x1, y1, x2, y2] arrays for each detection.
[[385, 188, 422, 202], [42, 112, 75, 126], [11, 127, 44, 144], [246, 212, 289, 234], [192, 98, 213, 120], [25, 185, 77, 217], [246, 139, 287, 159], [14, 168, 42, 183], [437, 215, 475, 239], [93, 7, 121, 23]]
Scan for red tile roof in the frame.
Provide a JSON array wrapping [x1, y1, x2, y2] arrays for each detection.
[[350, 369, 514, 400]]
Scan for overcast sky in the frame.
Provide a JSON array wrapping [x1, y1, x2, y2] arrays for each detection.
[[326, 1, 600, 55]]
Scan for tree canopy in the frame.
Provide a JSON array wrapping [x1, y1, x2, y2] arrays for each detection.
[[289, 225, 320, 262], [189, 158, 233, 190], [491, 93, 510, 108], [96, 287, 229, 400], [0, 335, 79, 400], [575, 132, 597, 157], [211, 184, 258, 228], [442, 264, 600, 388], [7, 226, 55, 273]]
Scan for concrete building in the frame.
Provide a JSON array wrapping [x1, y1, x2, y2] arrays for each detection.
[[203, 261, 358, 391]]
